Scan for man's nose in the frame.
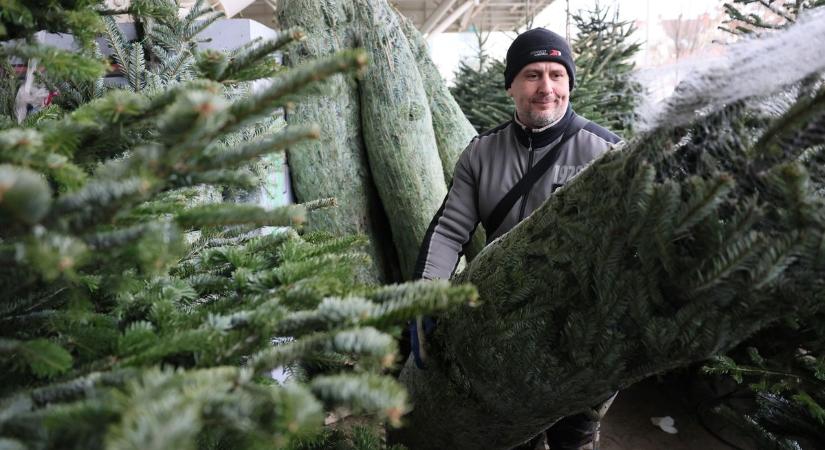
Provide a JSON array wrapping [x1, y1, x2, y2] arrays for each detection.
[[537, 74, 553, 94]]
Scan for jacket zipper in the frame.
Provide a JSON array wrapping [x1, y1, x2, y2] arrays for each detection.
[[518, 134, 534, 221]]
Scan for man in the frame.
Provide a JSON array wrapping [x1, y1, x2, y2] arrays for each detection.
[[412, 28, 621, 449]]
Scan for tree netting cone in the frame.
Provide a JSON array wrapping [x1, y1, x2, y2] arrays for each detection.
[[391, 10, 825, 449]]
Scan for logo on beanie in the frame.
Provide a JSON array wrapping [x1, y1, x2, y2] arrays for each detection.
[[530, 49, 562, 57]]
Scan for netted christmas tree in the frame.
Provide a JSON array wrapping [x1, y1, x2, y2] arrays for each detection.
[[0, 1, 474, 448], [693, 3, 825, 449]]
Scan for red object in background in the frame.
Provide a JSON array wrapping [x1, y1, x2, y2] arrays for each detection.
[[45, 91, 59, 106]]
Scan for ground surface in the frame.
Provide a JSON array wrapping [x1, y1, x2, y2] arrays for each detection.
[[598, 378, 754, 450]]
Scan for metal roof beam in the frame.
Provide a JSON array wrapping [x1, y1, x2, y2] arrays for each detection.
[[420, 0, 457, 35], [426, 0, 476, 37]]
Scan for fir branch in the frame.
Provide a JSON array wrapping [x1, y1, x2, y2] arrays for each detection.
[[0, 128, 87, 191], [673, 174, 735, 235], [750, 232, 802, 289], [82, 221, 178, 251], [276, 282, 475, 336], [753, 83, 825, 159], [50, 177, 154, 231], [1, 338, 73, 378], [101, 15, 132, 80], [144, 79, 223, 117], [159, 44, 194, 80], [70, 89, 151, 127], [310, 373, 407, 426], [175, 204, 306, 229], [196, 124, 320, 171], [249, 327, 396, 374], [97, 0, 177, 19], [30, 368, 139, 406], [268, 252, 369, 287], [687, 230, 761, 293], [222, 50, 368, 135], [211, 28, 305, 83], [127, 43, 147, 92], [277, 233, 364, 263], [302, 197, 338, 212], [756, 0, 797, 22]]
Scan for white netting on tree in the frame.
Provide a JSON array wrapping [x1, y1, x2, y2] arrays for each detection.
[[636, 7, 825, 133]]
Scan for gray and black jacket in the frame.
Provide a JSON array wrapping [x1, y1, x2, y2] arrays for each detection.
[[414, 106, 621, 280]]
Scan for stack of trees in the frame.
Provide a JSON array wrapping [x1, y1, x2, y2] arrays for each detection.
[[277, 0, 482, 283], [0, 1, 473, 448]]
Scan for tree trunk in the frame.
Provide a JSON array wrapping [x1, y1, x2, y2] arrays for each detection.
[[278, 0, 400, 282], [391, 25, 825, 446]]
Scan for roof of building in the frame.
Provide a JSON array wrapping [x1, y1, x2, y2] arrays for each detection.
[[237, 0, 556, 36]]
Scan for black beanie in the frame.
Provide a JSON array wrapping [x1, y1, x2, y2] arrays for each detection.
[[504, 28, 575, 91]]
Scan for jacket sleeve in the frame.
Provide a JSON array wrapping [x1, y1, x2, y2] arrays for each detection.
[[413, 143, 480, 280]]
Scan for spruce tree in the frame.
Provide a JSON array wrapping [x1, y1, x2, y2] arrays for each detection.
[[449, 31, 511, 133], [0, 1, 475, 448], [570, 4, 642, 137]]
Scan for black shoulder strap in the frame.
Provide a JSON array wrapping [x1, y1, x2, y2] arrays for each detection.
[[484, 115, 588, 238]]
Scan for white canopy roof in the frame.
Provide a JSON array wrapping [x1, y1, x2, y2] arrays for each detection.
[[237, 0, 556, 37]]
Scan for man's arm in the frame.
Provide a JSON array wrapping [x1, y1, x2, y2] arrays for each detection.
[[413, 144, 480, 280]]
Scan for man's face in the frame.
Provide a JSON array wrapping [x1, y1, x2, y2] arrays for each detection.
[[507, 61, 570, 129]]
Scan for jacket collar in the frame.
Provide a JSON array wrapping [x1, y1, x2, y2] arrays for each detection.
[[512, 105, 576, 149]]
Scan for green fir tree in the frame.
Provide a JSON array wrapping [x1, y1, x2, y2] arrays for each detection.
[[449, 31, 511, 133], [0, 1, 475, 448], [570, 4, 642, 137]]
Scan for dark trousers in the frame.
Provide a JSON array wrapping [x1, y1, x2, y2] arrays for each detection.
[[512, 413, 599, 450], [512, 392, 617, 450]]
